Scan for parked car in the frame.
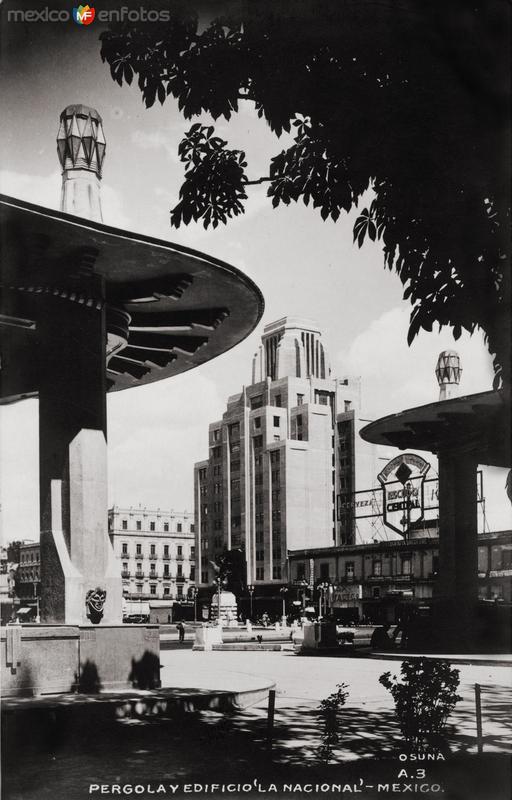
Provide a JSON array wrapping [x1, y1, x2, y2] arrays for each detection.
[[123, 614, 149, 624]]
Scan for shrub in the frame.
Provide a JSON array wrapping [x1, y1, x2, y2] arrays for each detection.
[[380, 658, 462, 754], [317, 682, 349, 764]]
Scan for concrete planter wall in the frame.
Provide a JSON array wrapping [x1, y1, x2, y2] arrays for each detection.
[[1, 624, 160, 697]]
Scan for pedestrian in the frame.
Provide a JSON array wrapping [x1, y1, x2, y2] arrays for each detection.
[[370, 623, 394, 651], [176, 621, 185, 642]]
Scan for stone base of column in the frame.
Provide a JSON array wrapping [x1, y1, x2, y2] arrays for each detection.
[[40, 429, 122, 625], [431, 597, 479, 653]]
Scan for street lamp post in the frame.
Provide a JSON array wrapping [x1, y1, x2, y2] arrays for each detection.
[[248, 584, 254, 620], [191, 586, 198, 623], [34, 581, 40, 624], [299, 579, 308, 613], [279, 586, 288, 625], [318, 582, 330, 619]]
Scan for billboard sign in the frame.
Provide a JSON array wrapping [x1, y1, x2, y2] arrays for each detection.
[[377, 453, 431, 537], [332, 585, 362, 605]]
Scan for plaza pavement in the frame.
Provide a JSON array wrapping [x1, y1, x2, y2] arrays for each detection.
[[3, 646, 511, 799], [161, 647, 512, 762]]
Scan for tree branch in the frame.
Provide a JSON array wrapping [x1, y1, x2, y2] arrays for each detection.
[[245, 176, 272, 186]]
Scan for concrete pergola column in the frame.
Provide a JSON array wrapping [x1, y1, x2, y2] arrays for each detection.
[[436, 450, 479, 649], [38, 272, 121, 624]]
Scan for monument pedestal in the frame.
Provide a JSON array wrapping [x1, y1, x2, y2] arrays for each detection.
[[211, 592, 238, 626]]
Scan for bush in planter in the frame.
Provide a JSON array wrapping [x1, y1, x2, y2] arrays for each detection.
[[317, 682, 349, 764], [380, 658, 462, 755]]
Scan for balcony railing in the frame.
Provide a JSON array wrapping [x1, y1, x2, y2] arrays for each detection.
[[135, 571, 144, 579], [149, 571, 157, 579], [176, 575, 186, 583], [162, 554, 170, 561], [121, 570, 130, 578]]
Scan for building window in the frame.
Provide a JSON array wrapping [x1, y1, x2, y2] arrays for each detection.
[[297, 414, 303, 426], [164, 522, 169, 532], [273, 416, 280, 427], [251, 395, 263, 410], [256, 567, 264, 581], [150, 521, 155, 531], [345, 562, 354, 579], [150, 544, 156, 556], [254, 417, 261, 429], [272, 565, 282, 580], [150, 584, 156, 595], [164, 544, 169, 557], [177, 523, 182, 532], [190, 566, 195, 581], [190, 524, 195, 533], [270, 450, 280, 464], [136, 520, 142, 531], [122, 520, 128, 530], [373, 587, 381, 598], [297, 562, 306, 580], [373, 560, 382, 577], [213, 446, 222, 459], [273, 435, 280, 441], [201, 571, 209, 583], [136, 544, 142, 555], [274, 395, 281, 407], [177, 585, 183, 599], [190, 546, 195, 559], [229, 422, 240, 436], [163, 586, 170, 596], [320, 563, 330, 580], [297, 394, 304, 406], [177, 545, 183, 556], [253, 435, 263, 449], [344, 400, 352, 412], [213, 429, 221, 442], [122, 543, 128, 555], [231, 460, 240, 472], [256, 549, 264, 561], [164, 564, 169, 577], [401, 556, 411, 575], [136, 584, 143, 594]]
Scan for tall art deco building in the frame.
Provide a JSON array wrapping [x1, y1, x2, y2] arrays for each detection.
[[194, 317, 378, 590]]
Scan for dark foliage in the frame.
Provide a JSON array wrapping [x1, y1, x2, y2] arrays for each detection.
[[380, 658, 462, 755], [317, 682, 349, 764], [100, 1, 511, 385], [211, 548, 247, 598]]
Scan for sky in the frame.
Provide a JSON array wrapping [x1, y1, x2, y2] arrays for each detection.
[[0, 3, 510, 543]]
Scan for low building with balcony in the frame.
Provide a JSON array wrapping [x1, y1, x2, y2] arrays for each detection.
[[288, 529, 511, 623]]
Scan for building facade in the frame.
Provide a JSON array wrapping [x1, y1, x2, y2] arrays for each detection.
[[194, 317, 380, 590], [288, 529, 512, 622], [108, 506, 196, 603], [15, 541, 41, 601]]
